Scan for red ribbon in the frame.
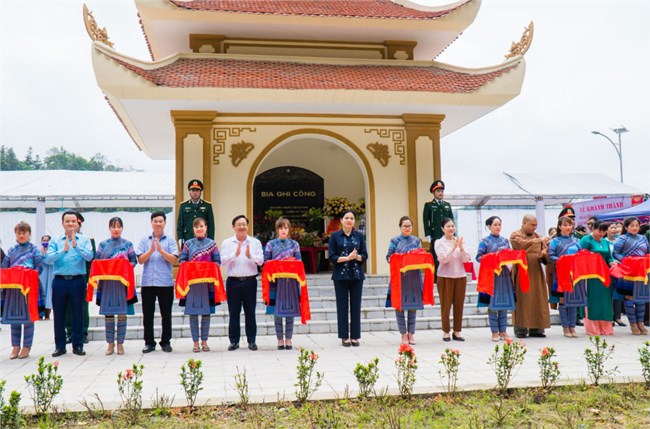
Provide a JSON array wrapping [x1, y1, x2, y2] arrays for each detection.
[[87, 258, 136, 302], [261, 258, 311, 324], [555, 250, 611, 293], [0, 266, 40, 322], [175, 261, 226, 302], [610, 255, 650, 285], [388, 249, 435, 311], [477, 249, 530, 296]]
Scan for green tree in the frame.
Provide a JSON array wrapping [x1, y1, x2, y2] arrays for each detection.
[[0, 145, 27, 170]]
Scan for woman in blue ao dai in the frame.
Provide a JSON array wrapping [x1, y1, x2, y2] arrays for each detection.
[[548, 216, 582, 338], [264, 217, 302, 350], [1, 222, 43, 359], [613, 217, 650, 335], [476, 216, 514, 342], [386, 216, 423, 345], [180, 217, 221, 352], [94, 217, 138, 356]]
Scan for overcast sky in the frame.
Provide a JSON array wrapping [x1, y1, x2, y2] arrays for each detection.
[[2, 0, 648, 191]]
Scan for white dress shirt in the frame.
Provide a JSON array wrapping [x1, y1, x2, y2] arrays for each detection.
[[220, 234, 264, 277]]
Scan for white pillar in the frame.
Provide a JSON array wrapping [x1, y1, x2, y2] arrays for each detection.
[[535, 197, 546, 235], [35, 197, 46, 243]]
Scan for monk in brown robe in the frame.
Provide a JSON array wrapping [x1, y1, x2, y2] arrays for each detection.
[[510, 214, 552, 338]]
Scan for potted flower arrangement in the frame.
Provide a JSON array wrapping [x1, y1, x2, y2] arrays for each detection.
[[323, 196, 355, 235], [253, 208, 283, 245]]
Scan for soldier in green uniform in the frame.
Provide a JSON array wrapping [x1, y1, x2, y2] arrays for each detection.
[[177, 179, 215, 244], [422, 180, 454, 274]]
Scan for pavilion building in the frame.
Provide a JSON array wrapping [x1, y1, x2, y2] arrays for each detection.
[[85, 0, 531, 274]]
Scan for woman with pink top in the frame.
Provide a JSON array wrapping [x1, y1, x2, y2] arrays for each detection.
[[434, 218, 471, 341]]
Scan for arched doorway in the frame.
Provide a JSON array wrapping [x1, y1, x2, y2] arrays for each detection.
[[247, 131, 376, 273]]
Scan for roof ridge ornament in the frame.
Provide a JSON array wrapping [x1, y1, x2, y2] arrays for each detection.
[[83, 4, 114, 48], [504, 21, 533, 60]]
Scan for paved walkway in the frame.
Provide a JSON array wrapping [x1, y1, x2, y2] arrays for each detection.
[[0, 321, 647, 412]]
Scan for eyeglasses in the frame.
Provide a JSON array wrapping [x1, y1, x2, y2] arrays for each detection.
[[587, 223, 595, 227], [401, 225, 413, 229]]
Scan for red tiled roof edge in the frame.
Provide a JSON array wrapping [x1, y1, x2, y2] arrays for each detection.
[[105, 96, 142, 152], [138, 12, 155, 61], [168, 0, 472, 20], [107, 55, 519, 94]]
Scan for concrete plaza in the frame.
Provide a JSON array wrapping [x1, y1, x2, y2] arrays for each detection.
[[1, 320, 646, 413]]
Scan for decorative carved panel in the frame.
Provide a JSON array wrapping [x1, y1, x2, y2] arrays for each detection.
[[364, 128, 406, 165], [229, 141, 255, 167], [213, 127, 257, 164], [366, 142, 390, 167]]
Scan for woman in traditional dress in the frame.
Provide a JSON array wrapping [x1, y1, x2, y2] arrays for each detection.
[[1, 222, 43, 359], [385, 216, 423, 345], [579, 221, 614, 335], [94, 217, 138, 355], [434, 218, 470, 342], [613, 217, 650, 335], [179, 217, 221, 352], [548, 216, 581, 338], [476, 216, 515, 342], [329, 210, 368, 347], [264, 217, 302, 350], [605, 222, 626, 327]]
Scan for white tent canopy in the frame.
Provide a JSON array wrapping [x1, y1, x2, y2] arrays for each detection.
[[0, 170, 174, 208], [441, 171, 644, 207]]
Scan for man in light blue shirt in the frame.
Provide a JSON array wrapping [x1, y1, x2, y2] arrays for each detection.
[[46, 211, 94, 357], [137, 211, 179, 353]]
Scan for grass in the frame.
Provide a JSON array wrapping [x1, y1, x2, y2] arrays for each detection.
[[18, 382, 650, 428]]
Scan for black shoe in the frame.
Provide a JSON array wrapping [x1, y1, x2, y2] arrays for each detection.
[[342, 339, 351, 347], [442, 336, 451, 342], [83, 335, 89, 344], [576, 320, 584, 326], [248, 343, 258, 351], [529, 333, 547, 338], [142, 344, 156, 353], [452, 334, 465, 342], [515, 333, 528, 338], [285, 345, 293, 350], [614, 320, 627, 327], [160, 344, 173, 353], [350, 339, 360, 347], [52, 349, 67, 357], [228, 343, 239, 351], [65, 336, 72, 344], [72, 347, 86, 356], [278, 345, 285, 350]]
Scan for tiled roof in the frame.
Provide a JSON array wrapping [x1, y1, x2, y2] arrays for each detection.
[[168, 0, 471, 20], [111, 57, 517, 93]]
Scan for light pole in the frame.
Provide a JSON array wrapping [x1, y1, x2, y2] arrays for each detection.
[[591, 126, 629, 183]]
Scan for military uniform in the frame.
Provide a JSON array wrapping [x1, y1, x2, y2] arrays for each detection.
[[177, 199, 215, 241], [422, 180, 454, 275]]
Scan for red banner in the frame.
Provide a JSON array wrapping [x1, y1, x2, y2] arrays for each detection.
[[261, 258, 311, 324], [87, 258, 136, 302], [388, 249, 434, 311], [610, 255, 650, 284], [175, 261, 226, 303], [477, 249, 530, 296], [555, 250, 611, 293], [0, 266, 40, 322]]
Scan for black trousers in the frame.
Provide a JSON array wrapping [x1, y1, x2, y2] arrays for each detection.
[[226, 276, 258, 344], [52, 275, 86, 350], [141, 286, 174, 347], [333, 279, 364, 340]]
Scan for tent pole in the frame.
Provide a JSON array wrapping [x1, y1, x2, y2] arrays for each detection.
[[35, 197, 46, 245], [535, 197, 546, 236]]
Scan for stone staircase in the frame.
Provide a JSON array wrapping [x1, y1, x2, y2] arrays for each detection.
[[86, 274, 559, 341]]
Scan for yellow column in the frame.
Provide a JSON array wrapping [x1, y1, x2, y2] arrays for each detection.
[[170, 110, 218, 239], [402, 114, 445, 237]]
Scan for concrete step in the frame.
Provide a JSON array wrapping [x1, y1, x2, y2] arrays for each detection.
[[86, 313, 562, 341]]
